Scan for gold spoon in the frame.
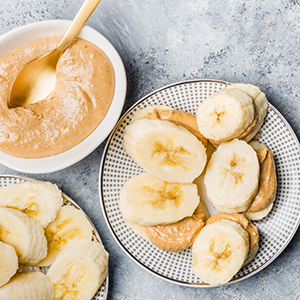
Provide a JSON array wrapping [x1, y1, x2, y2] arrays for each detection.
[[9, 0, 101, 108]]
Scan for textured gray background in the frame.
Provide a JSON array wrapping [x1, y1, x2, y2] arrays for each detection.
[[1, 0, 300, 299]]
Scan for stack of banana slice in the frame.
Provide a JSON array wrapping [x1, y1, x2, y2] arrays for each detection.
[[0, 180, 108, 300], [192, 213, 259, 285], [120, 82, 277, 286], [120, 105, 210, 252], [199, 83, 276, 219]]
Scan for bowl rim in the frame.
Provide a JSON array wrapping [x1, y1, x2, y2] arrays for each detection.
[[0, 19, 127, 174]]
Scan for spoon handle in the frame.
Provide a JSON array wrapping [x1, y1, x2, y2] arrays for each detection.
[[56, 0, 101, 54]]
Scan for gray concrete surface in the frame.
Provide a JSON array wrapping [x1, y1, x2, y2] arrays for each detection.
[[1, 0, 300, 299]]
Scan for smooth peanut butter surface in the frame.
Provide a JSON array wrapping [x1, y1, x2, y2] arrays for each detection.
[[247, 148, 277, 212], [145, 208, 205, 252], [0, 36, 115, 158]]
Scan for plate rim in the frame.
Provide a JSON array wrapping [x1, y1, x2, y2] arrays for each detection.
[[0, 174, 109, 299], [99, 79, 300, 287]]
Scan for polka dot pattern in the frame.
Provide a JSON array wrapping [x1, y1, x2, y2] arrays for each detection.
[[100, 80, 300, 287]]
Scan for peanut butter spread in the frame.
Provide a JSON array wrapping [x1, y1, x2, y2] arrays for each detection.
[[247, 148, 277, 212], [206, 213, 259, 262], [144, 108, 208, 149], [0, 36, 115, 158], [145, 207, 205, 252]]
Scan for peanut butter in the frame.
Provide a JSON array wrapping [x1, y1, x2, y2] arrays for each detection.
[[247, 149, 277, 212], [0, 36, 115, 158], [145, 208, 205, 252], [206, 213, 259, 264]]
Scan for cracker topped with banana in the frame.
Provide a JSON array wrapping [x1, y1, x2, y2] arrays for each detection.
[[0, 179, 109, 300], [120, 82, 277, 286]]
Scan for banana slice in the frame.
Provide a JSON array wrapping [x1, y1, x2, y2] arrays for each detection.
[[0, 207, 47, 265], [47, 239, 108, 300], [196, 89, 255, 142], [37, 205, 94, 266], [131, 105, 208, 148], [245, 202, 274, 221], [119, 172, 200, 226], [0, 272, 54, 300], [206, 213, 259, 266], [123, 118, 207, 183], [0, 180, 63, 227], [192, 219, 249, 286], [226, 83, 268, 141], [0, 241, 18, 287], [204, 139, 260, 213]]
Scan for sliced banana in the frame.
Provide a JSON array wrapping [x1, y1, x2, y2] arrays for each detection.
[[196, 89, 255, 142], [192, 219, 249, 286], [245, 202, 274, 221], [0, 207, 47, 265], [206, 213, 259, 266], [123, 118, 207, 183], [204, 139, 260, 213], [37, 205, 94, 266], [0, 272, 54, 300], [226, 83, 268, 141], [0, 241, 18, 288], [47, 239, 108, 300], [119, 172, 200, 226], [131, 105, 208, 148], [0, 180, 63, 227]]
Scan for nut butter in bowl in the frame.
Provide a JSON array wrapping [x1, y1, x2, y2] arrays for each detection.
[[0, 20, 127, 173]]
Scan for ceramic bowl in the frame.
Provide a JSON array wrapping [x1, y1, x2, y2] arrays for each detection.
[[0, 20, 127, 173]]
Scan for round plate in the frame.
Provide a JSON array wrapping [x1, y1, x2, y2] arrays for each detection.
[[0, 20, 126, 174], [99, 79, 300, 286], [0, 175, 108, 299]]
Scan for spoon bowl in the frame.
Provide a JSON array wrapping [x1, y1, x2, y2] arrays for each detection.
[[9, 0, 101, 108], [10, 50, 58, 107]]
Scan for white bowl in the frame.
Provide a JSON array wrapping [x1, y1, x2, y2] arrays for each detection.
[[0, 20, 127, 174]]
